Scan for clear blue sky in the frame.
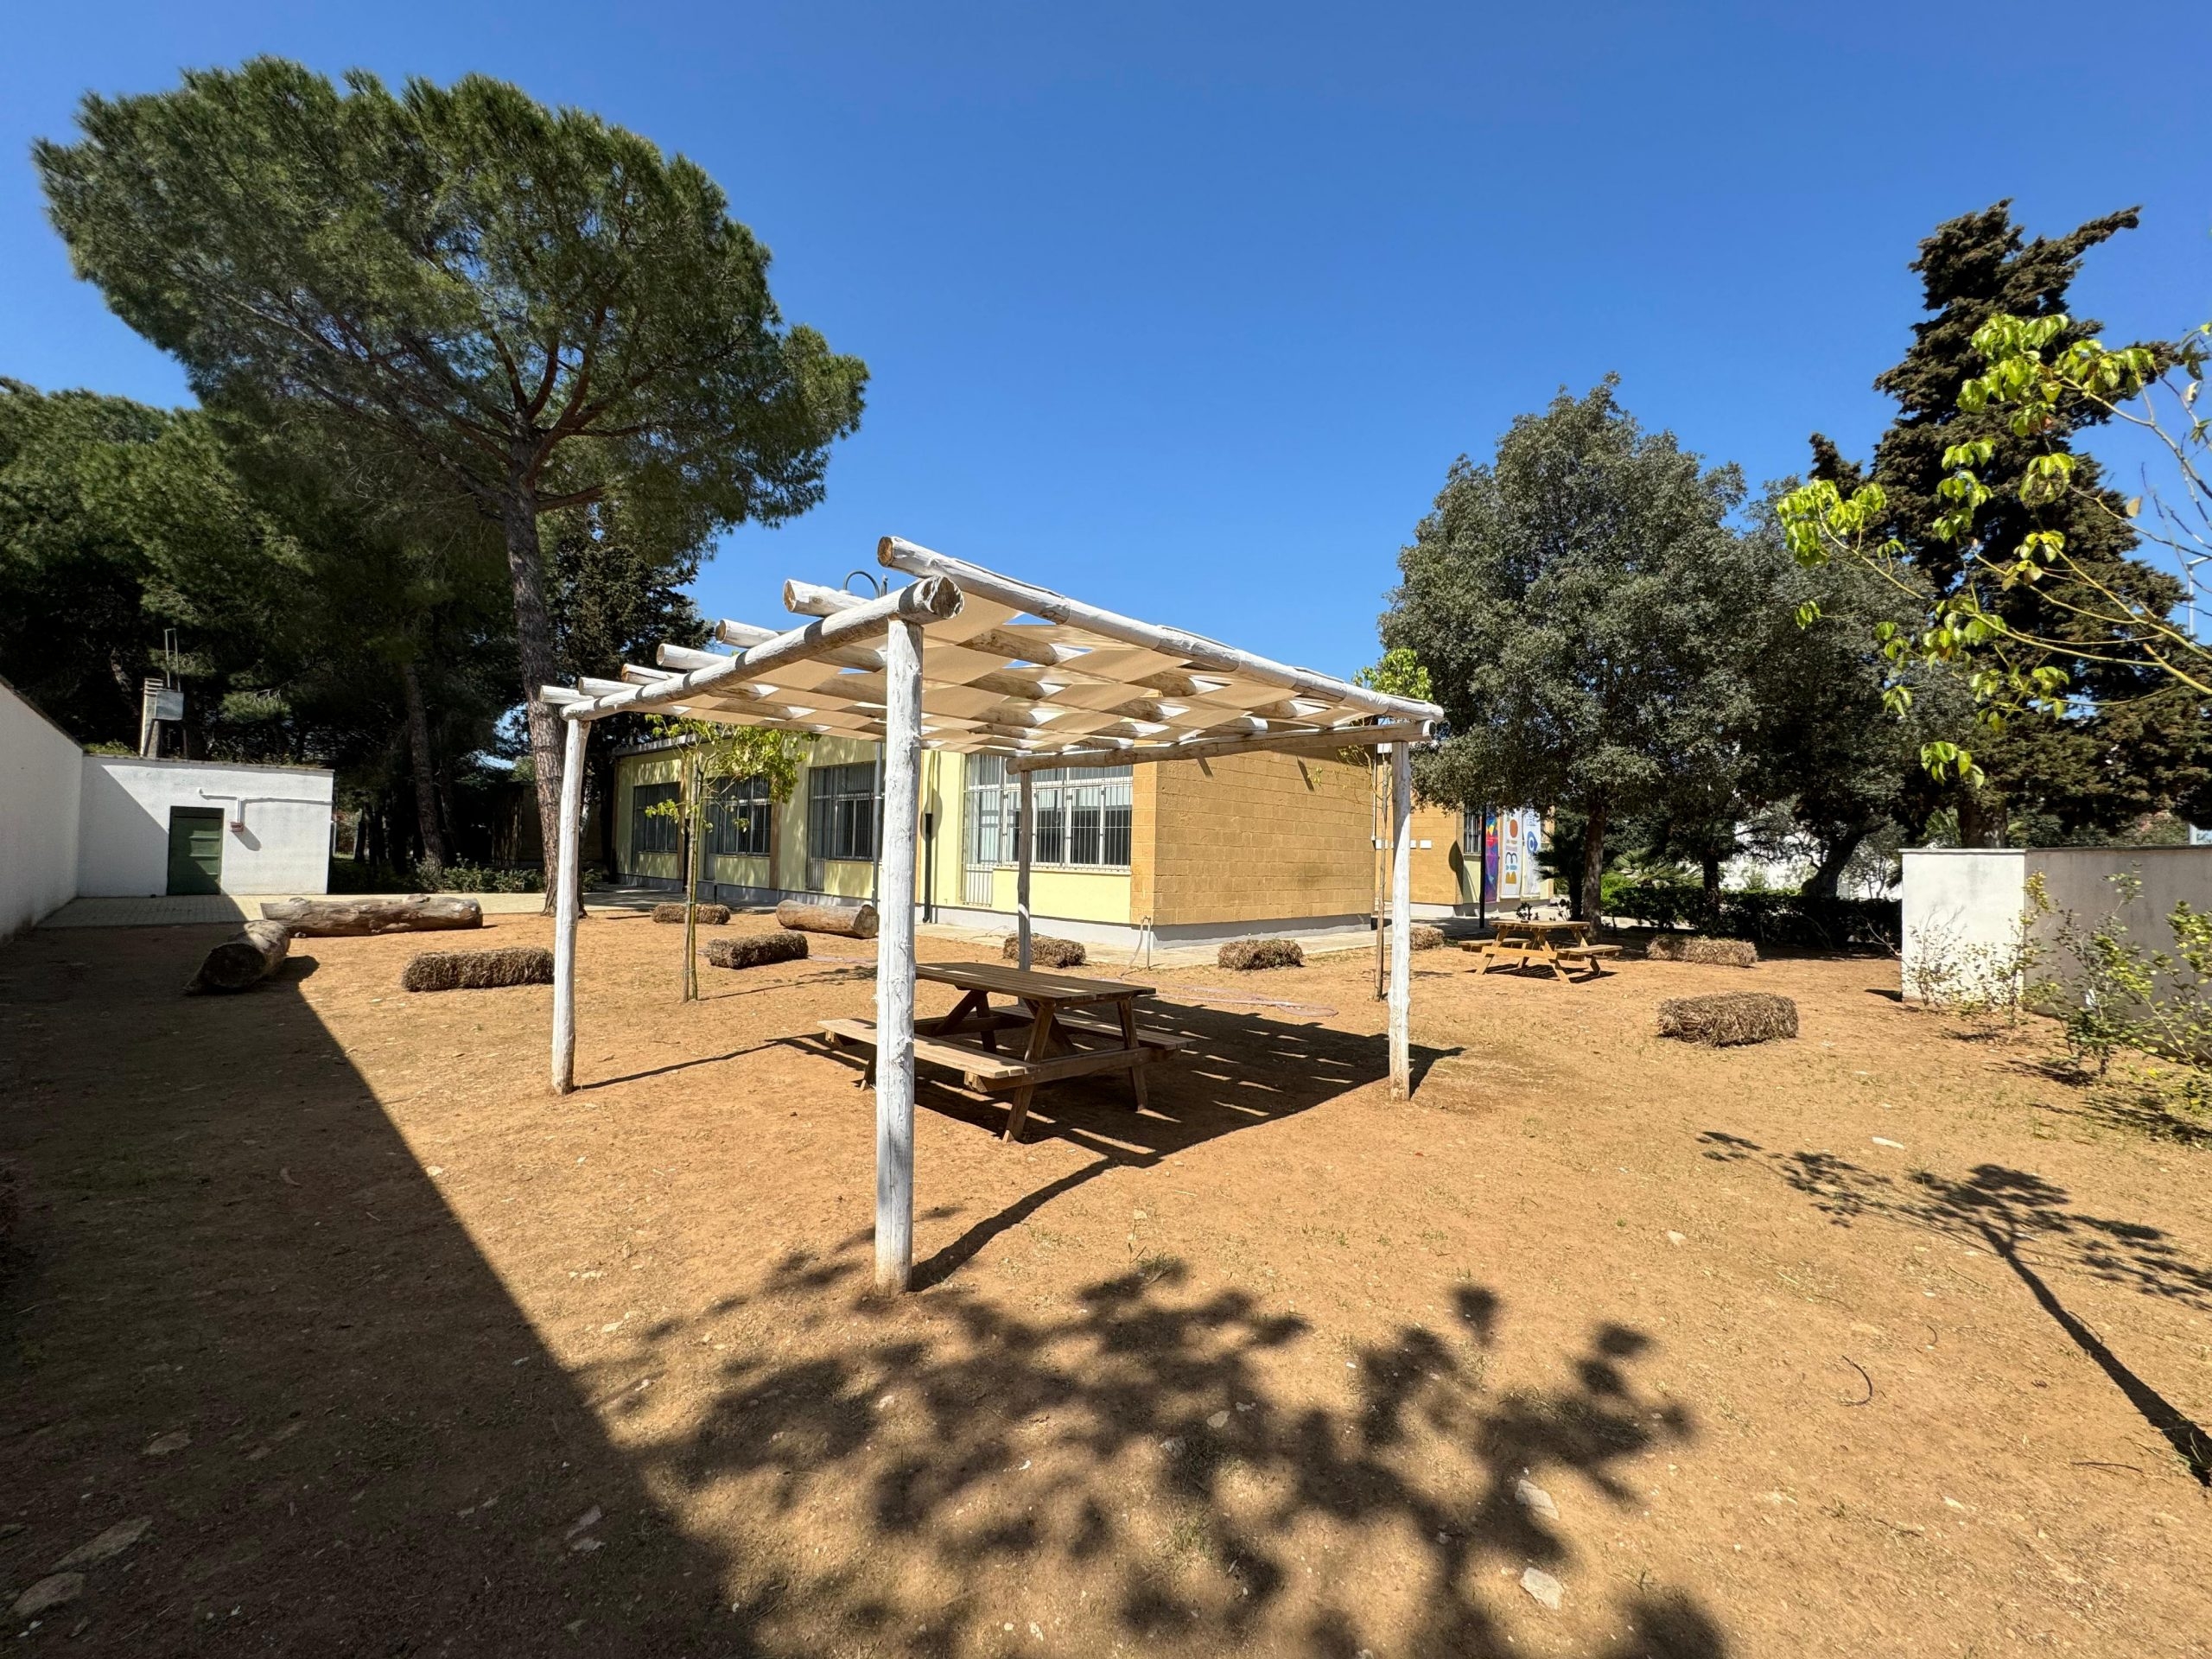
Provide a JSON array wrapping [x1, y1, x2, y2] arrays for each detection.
[[4, 2, 2204, 681]]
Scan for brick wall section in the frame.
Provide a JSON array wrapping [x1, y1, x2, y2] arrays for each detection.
[[1148, 750, 1374, 924]]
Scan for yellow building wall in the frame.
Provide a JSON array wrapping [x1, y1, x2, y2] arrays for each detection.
[[613, 752, 684, 884], [1145, 750, 1373, 925], [1411, 801, 1474, 908]]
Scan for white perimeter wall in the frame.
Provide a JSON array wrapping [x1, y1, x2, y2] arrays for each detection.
[[79, 757, 334, 897], [1902, 846, 2212, 1002], [0, 678, 85, 934], [1900, 849, 2028, 1001]]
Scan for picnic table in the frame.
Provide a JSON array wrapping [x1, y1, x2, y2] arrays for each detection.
[[1462, 916, 1624, 982], [820, 961, 1185, 1142]]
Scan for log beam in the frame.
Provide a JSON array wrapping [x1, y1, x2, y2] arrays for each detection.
[[874, 616, 923, 1294]]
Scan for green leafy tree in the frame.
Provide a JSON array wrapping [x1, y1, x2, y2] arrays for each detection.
[[36, 58, 868, 893], [1779, 203, 2205, 842], [640, 716, 808, 1001], [1382, 380, 1769, 922]]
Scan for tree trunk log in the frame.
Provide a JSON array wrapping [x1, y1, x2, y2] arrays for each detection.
[[260, 895, 484, 936], [186, 920, 290, 994], [1579, 801, 1610, 931], [776, 899, 879, 938]]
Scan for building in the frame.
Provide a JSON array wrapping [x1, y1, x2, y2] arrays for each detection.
[[2, 675, 334, 934], [610, 734, 1548, 950]]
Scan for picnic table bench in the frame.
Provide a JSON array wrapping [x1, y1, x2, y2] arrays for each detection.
[[820, 960, 1185, 1141], [1462, 917, 1623, 982]]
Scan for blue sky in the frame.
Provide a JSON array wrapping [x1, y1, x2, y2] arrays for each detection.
[[3, 1, 2205, 680]]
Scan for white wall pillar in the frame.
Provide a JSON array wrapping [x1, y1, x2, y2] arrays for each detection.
[[550, 714, 588, 1095], [874, 617, 923, 1293], [1388, 741, 1412, 1100], [1015, 768, 1034, 969]]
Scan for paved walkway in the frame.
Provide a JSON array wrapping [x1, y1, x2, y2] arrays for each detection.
[[36, 891, 569, 929]]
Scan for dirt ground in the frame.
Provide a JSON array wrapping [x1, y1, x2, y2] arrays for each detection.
[[2, 909, 2209, 1656]]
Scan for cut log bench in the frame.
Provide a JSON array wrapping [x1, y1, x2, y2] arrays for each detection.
[[819, 960, 1184, 1142], [1462, 918, 1624, 982]]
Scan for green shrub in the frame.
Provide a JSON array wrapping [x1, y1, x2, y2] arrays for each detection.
[[1607, 882, 1897, 949]]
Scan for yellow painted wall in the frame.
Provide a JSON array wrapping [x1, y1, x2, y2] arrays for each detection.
[[613, 752, 684, 883], [1147, 750, 1372, 925]]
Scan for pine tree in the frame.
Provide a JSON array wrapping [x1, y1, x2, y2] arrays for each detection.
[[1815, 203, 2198, 843]]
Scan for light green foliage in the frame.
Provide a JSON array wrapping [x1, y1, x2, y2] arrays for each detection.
[[641, 714, 810, 1000], [2047, 873, 2212, 1117], [1353, 647, 1433, 703], [1782, 302, 2212, 774]]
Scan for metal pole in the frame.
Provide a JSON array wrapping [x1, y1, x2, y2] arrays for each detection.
[[1016, 769, 1034, 969]]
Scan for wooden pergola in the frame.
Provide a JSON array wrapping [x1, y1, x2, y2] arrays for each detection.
[[541, 537, 1445, 1291]]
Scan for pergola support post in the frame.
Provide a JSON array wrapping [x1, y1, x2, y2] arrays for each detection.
[[550, 715, 588, 1095], [1015, 769, 1034, 970], [1388, 741, 1412, 1100], [874, 617, 923, 1293]]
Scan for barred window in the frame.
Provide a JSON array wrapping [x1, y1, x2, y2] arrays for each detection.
[[808, 760, 880, 861], [993, 764, 1131, 869], [630, 781, 679, 857], [707, 774, 772, 858]]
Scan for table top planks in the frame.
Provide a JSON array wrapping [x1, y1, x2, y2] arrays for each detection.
[[918, 960, 1154, 1003]]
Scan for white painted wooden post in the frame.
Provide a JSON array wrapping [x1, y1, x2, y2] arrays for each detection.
[[1016, 768, 1034, 969], [874, 617, 923, 1293], [1388, 741, 1413, 1101], [550, 714, 588, 1095]]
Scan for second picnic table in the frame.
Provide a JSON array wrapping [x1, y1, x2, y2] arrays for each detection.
[[820, 960, 1184, 1142], [1462, 917, 1624, 982]]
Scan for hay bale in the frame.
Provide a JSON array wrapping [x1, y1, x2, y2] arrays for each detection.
[[1646, 933, 1758, 968], [652, 902, 731, 925], [401, 946, 555, 993], [1409, 923, 1446, 951], [1218, 938, 1305, 971], [1001, 933, 1086, 969], [704, 932, 809, 970], [1656, 992, 1796, 1046]]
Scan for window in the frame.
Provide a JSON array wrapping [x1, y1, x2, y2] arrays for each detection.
[[985, 763, 1132, 869], [707, 774, 772, 858], [965, 754, 1004, 866], [808, 760, 880, 861], [630, 781, 679, 857]]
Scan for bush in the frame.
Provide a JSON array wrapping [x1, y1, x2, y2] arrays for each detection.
[[1219, 938, 1304, 970], [414, 858, 543, 894], [705, 933, 808, 970], [1001, 934, 1086, 968], [1609, 883, 1896, 949], [1656, 992, 1798, 1046], [1645, 934, 1758, 968], [401, 946, 555, 992]]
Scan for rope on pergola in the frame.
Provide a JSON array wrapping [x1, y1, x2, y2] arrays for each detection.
[[540, 537, 1444, 1291]]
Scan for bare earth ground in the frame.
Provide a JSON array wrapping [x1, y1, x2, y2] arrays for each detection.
[[2, 911, 2209, 1657]]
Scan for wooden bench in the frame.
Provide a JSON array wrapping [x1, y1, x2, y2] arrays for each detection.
[[819, 1014, 1184, 1139]]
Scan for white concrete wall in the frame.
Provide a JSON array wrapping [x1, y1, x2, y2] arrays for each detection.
[[0, 677, 84, 935], [1901, 846, 2212, 1003], [79, 757, 334, 897], [1900, 849, 2029, 1001]]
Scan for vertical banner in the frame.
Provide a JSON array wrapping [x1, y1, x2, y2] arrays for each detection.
[[1483, 807, 1501, 904]]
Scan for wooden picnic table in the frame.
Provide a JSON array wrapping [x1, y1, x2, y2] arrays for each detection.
[[819, 960, 1184, 1142], [1462, 916, 1624, 982]]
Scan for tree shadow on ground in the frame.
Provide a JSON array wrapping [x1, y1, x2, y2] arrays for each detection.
[[599, 1232, 1726, 1656], [0, 925, 738, 1651], [1697, 1130, 2212, 1484], [816, 1003, 1462, 1287]]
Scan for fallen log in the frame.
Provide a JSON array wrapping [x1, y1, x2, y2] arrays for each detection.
[[186, 920, 291, 994], [776, 899, 878, 939], [260, 895, 483, 937]]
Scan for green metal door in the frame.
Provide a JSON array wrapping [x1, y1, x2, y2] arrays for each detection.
[[166, 807, 224, 895]]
